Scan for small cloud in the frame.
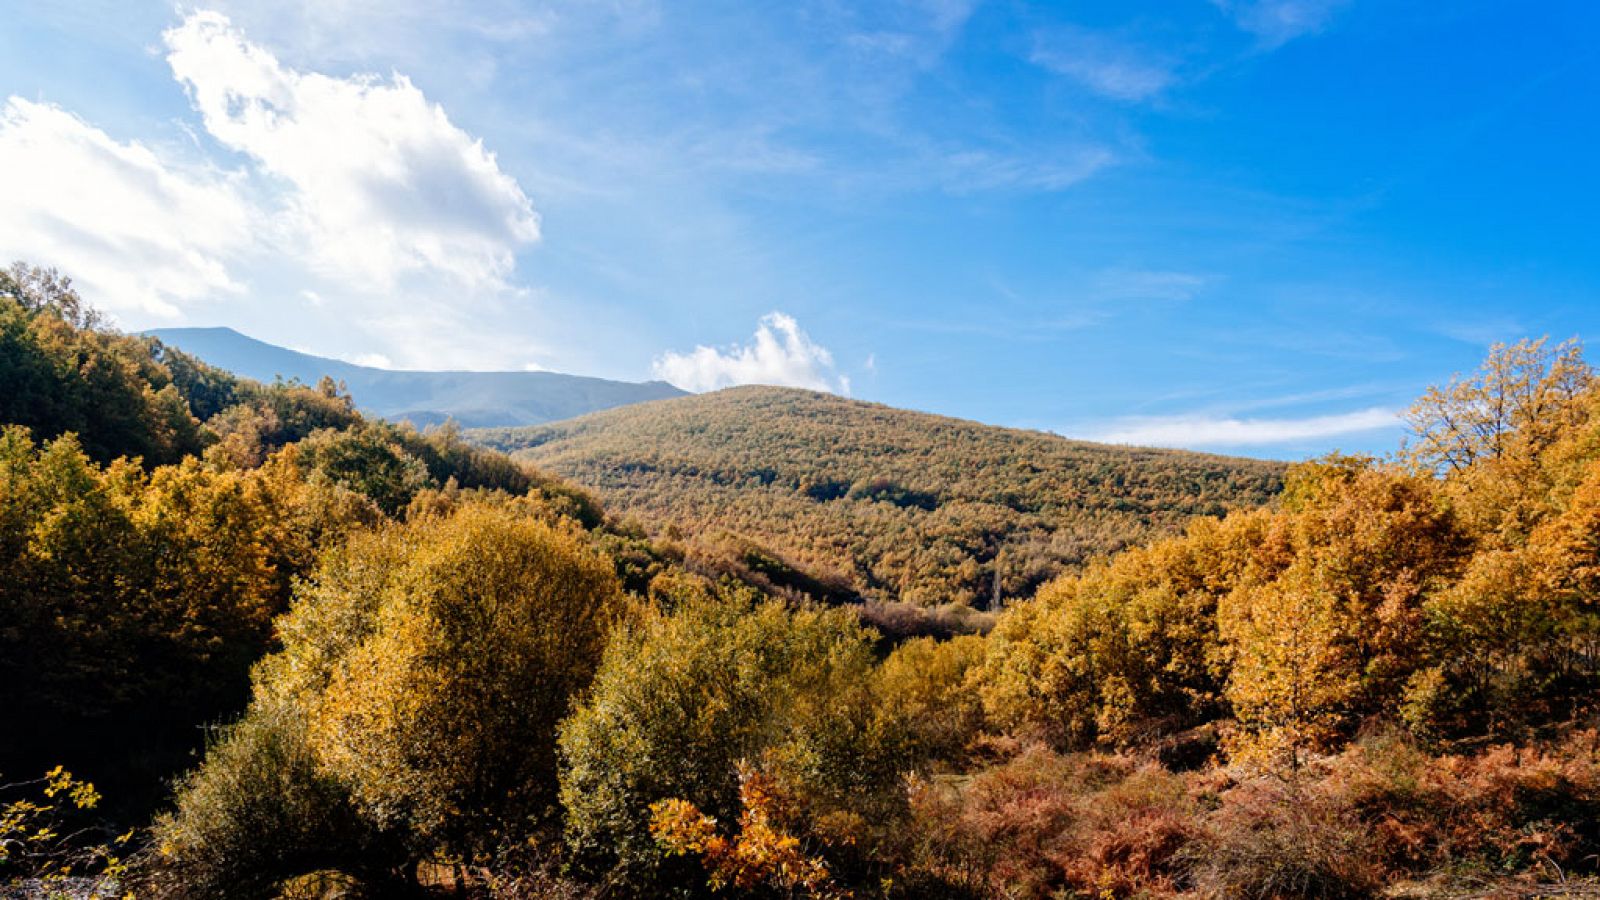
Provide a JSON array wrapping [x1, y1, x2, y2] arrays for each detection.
[[863, 352, 878, 375], [653, 312, 848, 394], [845, 31, 918, 57], [1094, 269, 1209, 302], [841, 0, 977, 64], [1084, 406, 1398, 449], [1434, 316, 1526, 348], [1030, 27, 1177, 102], [1214, 0, 1350, 48], [920, 0, 979, 36], [349, 352, 394, 369], [300, 289, 325, 306], [521, 361, 548, 372], [940, 144, 1117, 193]]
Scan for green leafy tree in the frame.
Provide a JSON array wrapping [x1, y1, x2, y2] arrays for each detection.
[[0, 264, 204, 465], [557, 584, 891, 888], [0, 426, 365, 804]]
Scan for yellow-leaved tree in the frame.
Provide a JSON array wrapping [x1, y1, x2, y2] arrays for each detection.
[[978, 509, 1279, 751], [298, 502, 622, 853], [154, 499, 622, 894], [1218, 457, 1466, 765]]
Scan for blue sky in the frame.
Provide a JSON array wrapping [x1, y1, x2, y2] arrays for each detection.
[[2, 1, 1598, 459]]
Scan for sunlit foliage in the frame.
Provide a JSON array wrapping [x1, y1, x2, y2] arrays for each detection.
[[0, 767, 130, 891], [980, 509, 1275, 750], [651, 764, 844, 898], [300, 503, 621, 851], [152, 500, 622, 893], [557, 586, 888, 886], [983, 337, 1600, 768]]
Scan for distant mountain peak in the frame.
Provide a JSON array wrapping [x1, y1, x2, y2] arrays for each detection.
[[143, 326, 686, 429]]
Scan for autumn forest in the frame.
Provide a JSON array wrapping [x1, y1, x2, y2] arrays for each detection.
[[5, 263, 1600, 900]]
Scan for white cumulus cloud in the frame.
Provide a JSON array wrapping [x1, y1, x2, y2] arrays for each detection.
[[347, 352, 394, 369], [0, 98, 250, 317], [653, 312, 848, 394], [163, 10, 540, 291], [1086, 406, 1398, 449]]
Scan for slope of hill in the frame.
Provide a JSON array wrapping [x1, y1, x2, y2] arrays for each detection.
[[144, 326, 686, 428], [472, 386, 1287, 607]]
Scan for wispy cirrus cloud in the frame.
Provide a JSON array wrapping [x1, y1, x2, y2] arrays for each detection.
[[1029, 27, 1177, 102], [1094, 268, 1209, 302], [653, 312, 850, 394], [1214, 0, 1351, 48], [1083, 405, 1398, 449], [938, 144, 1119, 192]]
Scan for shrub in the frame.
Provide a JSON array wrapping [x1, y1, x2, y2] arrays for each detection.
[[979, 510, 1274, 751], [905, 745, 1198, 899], [146, 500, 622, 895], [1329, 729, 1600, 878], [874, 634, 989, 763], [0, 426, 366, 807], [298, 504, 622, 854], [650, 764, 843, 898], [1216, 458, 1468, 762], [0, 766, 129, 893], [557, 589, 885, 888], [143, 702, 399, 900], [1187, 773, 1381, 900]]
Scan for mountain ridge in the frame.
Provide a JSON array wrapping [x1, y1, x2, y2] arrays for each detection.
[[144, 325, 685, 428]]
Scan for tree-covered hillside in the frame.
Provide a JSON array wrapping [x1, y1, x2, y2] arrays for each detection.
[[472, 387, 1286, 607]]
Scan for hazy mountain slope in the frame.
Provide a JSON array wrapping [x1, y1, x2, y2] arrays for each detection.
[[472, 386, 1287, 606], [144, 326, 685, 428]]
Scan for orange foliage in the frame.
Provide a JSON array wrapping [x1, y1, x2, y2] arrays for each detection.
[[906, 744, 1197, 899], [651, 763, 845, 897]]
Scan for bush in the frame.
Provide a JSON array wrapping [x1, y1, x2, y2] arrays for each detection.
[[143, 702, 399, 900], [0, 766, 128, 894], [1187, 773, 1380, 900], [1191, 730, 1600, 897], [296, 503, 622, 854], [905, 745, 1198, 899], [1330, 729, 1600, 878], [980, 510, 1274, 751], [0, 426, 366, 809], [557, 588, 886, 888], [146, 500, 623, 895], [874, 635, 989, 763]]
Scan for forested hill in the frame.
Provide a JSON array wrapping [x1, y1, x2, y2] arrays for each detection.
[[471, 386, 1286, 607], [145, 326, 686, 428]]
